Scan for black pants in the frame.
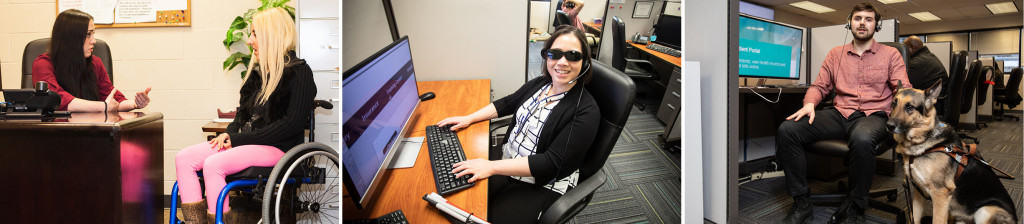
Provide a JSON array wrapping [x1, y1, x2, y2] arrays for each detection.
[[487, 175, 561, 224], [775, 108, 889, 209]]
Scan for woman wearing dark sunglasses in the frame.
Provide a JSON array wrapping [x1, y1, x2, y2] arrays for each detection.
[[437, 25, 601, 223]]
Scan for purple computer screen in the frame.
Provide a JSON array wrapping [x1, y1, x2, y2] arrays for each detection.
[[342, 38, 419, 198]]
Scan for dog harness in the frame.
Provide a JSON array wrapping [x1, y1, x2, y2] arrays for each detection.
[[909, 143, 978, 181]]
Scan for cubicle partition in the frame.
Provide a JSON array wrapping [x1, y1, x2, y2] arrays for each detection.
[[924, 41, 952, 74]]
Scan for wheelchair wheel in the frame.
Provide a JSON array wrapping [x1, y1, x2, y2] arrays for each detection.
[[262, 142, 339, 224]]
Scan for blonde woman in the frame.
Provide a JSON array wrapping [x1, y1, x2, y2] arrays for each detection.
[[174, 7, 315, 223]]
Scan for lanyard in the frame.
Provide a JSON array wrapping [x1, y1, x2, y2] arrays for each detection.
[[513, 84, 566, 138]]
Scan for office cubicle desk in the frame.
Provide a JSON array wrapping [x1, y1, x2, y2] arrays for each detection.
[[738, 87, 807, 165], [0, 112, 164, 223], [583, 21, 602, 35], [344, 80, 490, 222], [626, 41, 683, 144]]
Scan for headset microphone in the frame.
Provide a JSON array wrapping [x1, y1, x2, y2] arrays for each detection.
[[568, 61, 591, 84]]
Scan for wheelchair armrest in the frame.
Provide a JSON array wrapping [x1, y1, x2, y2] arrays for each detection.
[[539, 169, 607, 224]]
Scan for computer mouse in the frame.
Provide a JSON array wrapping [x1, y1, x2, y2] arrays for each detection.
[[419, 92, 436, 101]]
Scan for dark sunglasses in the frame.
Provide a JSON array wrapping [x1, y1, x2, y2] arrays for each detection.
[[543, 49, 584, 62], [565, 1, 575, 9]]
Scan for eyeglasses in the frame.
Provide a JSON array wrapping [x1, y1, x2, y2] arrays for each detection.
[[543, 49, 584, 62], [565, 1, 576, 9]]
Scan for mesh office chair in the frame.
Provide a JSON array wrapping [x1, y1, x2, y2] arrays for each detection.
[[958, 60, 984, 132], [21, 38, 114, 88], [489, 60, 635, 224], [804, 42, 908, 224], [975, 65, 995, 127], [994, 68, 1023, 121]]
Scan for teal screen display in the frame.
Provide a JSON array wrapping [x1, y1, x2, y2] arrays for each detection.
[[739, 15, 804, 79]]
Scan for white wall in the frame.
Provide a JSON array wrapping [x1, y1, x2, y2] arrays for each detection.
[[529, 1, 551, 33], [597, 0, 666, 65], [341, 0, 393, 71], [390, 0, 526, 98], [685, 0, 729, 222], [923, 42, 951, 74], [575, 0, 607, 26]]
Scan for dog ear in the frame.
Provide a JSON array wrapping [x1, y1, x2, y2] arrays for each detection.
[[925, 80, 942, 108]]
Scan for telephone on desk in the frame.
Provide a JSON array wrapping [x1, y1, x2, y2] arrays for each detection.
[[633, 32, 649, 45], [1, 81, 69, 119]]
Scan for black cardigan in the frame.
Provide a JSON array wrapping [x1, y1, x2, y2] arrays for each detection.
[[225, 57, 317, 151], [493, 77, 601, 185]]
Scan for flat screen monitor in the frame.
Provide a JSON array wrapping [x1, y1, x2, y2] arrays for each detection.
[[341, 36, 421, 209], [738, 14, 805, 80], [652, 14, 680, 49]]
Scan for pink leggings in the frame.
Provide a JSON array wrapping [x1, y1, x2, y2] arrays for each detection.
[[175, 142, 284, 213]]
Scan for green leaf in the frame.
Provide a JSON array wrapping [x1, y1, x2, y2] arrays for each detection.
[[230, 16, 247, 30], [240, 70, 247, 79]]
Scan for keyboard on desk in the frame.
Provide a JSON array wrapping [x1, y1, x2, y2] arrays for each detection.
[[425, 125, 475, 195], [346, 210, 409, 224], [646, 43, 681, 57]]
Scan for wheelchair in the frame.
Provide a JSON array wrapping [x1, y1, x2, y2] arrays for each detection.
[[170, 100, 339, 224]]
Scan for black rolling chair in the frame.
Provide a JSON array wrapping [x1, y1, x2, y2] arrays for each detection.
[[22, 38, 114, 88], [610, 16, 658, 110], [489, 61, 635, 224], [976, 65, 995, 127], [994, 68, 1023, 121], [554, 11, 571, 29], [958, 60, 984, 133], [943, 53, 980, 144], [804, 42, 909, 224]]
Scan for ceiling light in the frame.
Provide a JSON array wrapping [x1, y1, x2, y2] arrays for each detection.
[[986, 2, 1019, 14], [789, 1, 836, 13], [876, 0, 907, 4], [908, 12, 941, 22]]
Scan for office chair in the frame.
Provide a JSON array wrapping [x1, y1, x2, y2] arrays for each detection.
[[958, 60, 984, 132], [803, 42, 910, 224], [610, 16, 658, 110], [975, 65, 995, 127], [942, 52, 980, 144], [554, 11, 571, 29], [22, 38, 114, 88], [170, 100, 338, 224], [994, 68, 1023, 121], [489, 61, 635, 224]]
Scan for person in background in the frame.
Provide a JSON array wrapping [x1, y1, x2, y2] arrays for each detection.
[[561, 0, 587, 32], [33, 9, 151, 112], [903, 35, 949, 115]]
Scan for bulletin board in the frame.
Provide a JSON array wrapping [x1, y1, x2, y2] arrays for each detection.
[[56, 0, 191, 28]]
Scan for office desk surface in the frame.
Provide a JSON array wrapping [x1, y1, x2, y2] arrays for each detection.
[[344, 79, 491, 222], [628, 41, 681, 67], [0, 112, 164, 223], [583, 22, 603, 34]]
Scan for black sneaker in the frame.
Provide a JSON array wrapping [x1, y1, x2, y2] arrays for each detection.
[[782, 196, 813, 224], [832, 201, 867, 224]]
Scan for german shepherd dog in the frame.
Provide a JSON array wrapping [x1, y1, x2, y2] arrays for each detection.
[[888, 81, 1017, 224]]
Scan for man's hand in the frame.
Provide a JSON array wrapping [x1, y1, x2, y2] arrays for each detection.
[[786, 103, 817, 125]]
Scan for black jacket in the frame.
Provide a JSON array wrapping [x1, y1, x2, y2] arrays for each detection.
[[226, 55, 317, 151], [907, 47, 948, 94], [493, 77, 601, 185]]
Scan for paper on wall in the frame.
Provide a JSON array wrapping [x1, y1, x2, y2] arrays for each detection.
[[59, 0, 117, 24], [154, 0, 188, 11], [116, 0, 157, 23]]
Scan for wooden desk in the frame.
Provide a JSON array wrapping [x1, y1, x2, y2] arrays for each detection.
[[628, 41, 681, 67], [583, 22, 602, 35], [343, 79, 491, 222], [0, 112, 164, 223]]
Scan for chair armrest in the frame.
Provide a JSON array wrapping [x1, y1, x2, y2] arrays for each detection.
[[539, 169, 608, 224], [624, 58, 653, 67], [490, 117, 513, 134]]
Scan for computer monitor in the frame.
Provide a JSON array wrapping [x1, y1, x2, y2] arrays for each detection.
[[738, 14, 805, 80], [652, 14, 680, 49], [341, 36, 421, 209]]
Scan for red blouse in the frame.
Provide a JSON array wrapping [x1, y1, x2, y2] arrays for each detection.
[[32, 53, 126, 110]]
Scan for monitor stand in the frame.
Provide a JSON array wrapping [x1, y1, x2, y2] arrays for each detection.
[[387, 137, 424, 169]]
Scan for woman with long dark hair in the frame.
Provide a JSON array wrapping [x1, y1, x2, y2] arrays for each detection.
[[437, 25, 601, 223], [33, 9, 151, 112]]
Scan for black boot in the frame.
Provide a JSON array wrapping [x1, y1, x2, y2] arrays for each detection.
[[782, 195, 813, 224], [832, 200, 867, 224]]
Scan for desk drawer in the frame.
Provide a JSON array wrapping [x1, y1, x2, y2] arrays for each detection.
[[656, 68, 682, 125]]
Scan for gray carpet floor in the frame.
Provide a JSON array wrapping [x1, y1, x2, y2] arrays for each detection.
[[738, 111, 1024, 223], [570, 107, 682, 224]]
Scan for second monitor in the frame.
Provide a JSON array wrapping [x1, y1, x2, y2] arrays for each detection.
[[738, 14, 805, 80]]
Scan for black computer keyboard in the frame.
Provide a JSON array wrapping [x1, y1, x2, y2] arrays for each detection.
[[426, 125, 475, 195], [647, 43, 681, 57], [345, 210, 409, 224]]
